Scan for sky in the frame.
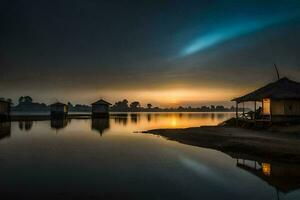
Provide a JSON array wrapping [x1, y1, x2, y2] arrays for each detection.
[[1, 0, 300, 107]]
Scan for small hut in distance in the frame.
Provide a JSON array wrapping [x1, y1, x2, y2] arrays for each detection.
[[50, 102, 68, 118], [0, 100, 10, 121], [232, 77, 300, 123], [91, 99, 111, 117]]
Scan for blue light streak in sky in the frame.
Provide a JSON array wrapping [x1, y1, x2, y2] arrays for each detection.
[[180, 14, 298, 57]]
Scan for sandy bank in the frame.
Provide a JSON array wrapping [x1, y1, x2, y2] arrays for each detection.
[[145, 125, 300, 163]]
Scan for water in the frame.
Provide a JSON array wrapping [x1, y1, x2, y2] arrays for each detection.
[[0, 112, 299, 199]]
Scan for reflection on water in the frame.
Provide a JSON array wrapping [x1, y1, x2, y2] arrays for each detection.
[[18, 120, 33, 131], [91, 117, 110, 136], [236, 157, 300, 198], [130, 113, 140, 124], [110, 112, 234, 130], [0, 121, 11, 140], [112, 113, 128, 126], [92, 112, 233, 135], [50, 118, 70, 130], [0, 112, 300, 199]]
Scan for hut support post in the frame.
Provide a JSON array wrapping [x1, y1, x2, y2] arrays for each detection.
[[269, 100, 272, 122], [254, 101, 256, 120], [236, 102, 238, 119], [261, 100, 264, 119], [242, 102, 245, 118]]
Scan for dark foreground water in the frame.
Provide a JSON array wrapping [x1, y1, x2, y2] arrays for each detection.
[[0, 112, 299, 200]]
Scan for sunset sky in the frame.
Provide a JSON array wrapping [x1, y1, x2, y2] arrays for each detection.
[[1, 0, 300, 107]]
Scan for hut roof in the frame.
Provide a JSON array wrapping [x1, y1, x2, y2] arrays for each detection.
[[0, 100, 10, 104], [232, 77, 300, 103], [50, 102, 67, 107], [92, 99, 112, 105]]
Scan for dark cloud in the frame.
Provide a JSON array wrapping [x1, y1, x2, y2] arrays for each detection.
[[1, 0, 300, 105]]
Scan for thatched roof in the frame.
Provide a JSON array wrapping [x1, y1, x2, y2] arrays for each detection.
[[0, 100, 10, 104], [91, 99, 112, 105], [232, 77, 300, 103], [50, 102, 67, 107]]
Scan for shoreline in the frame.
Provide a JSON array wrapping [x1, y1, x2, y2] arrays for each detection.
[[144, 124, 300, 163]]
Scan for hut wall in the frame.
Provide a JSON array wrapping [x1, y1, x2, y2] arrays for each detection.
[[92, 104, 109, 113], [283, 100, 300, 116], [271, 100, 285, 115], [0, 102, 9, 114], [51, 105, 68, 113]]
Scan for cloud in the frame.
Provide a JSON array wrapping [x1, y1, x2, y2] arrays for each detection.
[[180, 13, 299, 57]]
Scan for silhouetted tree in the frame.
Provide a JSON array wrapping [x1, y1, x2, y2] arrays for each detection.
[[111, 99, 129, 112], [18, 96, 25, 103], [24, 96, 33, 103], [7, 98, 13, 106], [216, 105, 225, 111], [130, 101, 140, 111], [18, 96, 33, 104], [147, 103, 152, 109], [68, 102, 73, 110]]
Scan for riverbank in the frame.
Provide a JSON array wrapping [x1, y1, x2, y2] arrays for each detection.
[[145, 121, 300, 163]]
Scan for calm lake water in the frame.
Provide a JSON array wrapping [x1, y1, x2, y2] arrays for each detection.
[[0, 112, 300, 199]]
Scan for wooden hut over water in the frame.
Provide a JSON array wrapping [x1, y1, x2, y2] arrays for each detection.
[[0, 100, 10, 121], [50, 102, 68, 118], [91, 99, 111, 117], [232, 77, 300, 123]]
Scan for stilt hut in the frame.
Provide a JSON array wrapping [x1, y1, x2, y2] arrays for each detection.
[[91, 99, 111, 117], [0, 100, 10, 121], [50, 102, 68, 118], [232, 77, 300, 123]]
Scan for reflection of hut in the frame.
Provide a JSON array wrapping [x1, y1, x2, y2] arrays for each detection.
[[51, 118, 69, 130], [91, 117, 110, 136], [0, 100, 10, 121], [0, 122, 11, 140], [18, 121, 33, 131], [232, 77, 300, 123], [236, 159, 300, 194], [91, 99, 111, 117], [50, 102, 68, 117]]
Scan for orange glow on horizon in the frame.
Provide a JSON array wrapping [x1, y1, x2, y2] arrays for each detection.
[[89, 87, 240, 107]]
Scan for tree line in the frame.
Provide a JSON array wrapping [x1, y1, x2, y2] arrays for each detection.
[[3, 96, 242, 112]]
